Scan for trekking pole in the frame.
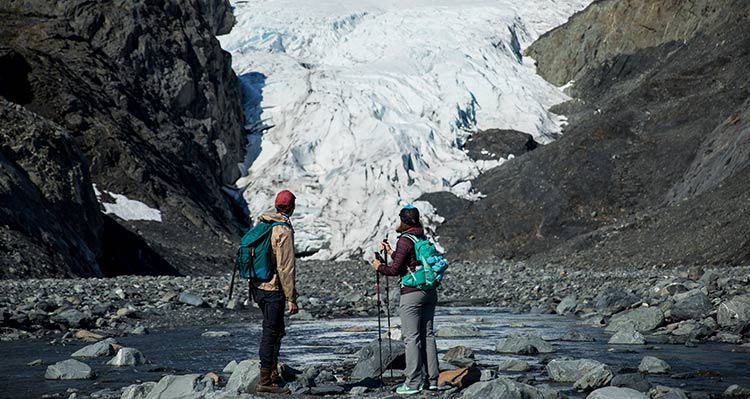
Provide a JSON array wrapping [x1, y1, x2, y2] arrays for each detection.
[[382, 238, 394, 379], [375, 269, 384, 385], [228, 253, 238, 301]]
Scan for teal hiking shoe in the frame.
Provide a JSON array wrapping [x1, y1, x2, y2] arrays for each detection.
[[396, 384, 420, 395]]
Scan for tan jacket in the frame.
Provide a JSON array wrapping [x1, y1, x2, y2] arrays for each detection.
[[252, 212, 297, 303]]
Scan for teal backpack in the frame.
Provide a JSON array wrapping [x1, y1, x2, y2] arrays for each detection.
[[400, 233, 449, 290], [236, 220, 290, 282]]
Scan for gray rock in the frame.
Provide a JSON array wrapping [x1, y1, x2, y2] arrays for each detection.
[[443, 346, 475, 366], [351, 339, 406, 380], [671, 289, 712, 321], [608, 328, 646, 345], [587, 387, 648, 399], [462, 377, 545, 399], [122, 382, 157, 399], [606, 307, 664, 333], [349, 386, 368, 396], [145, 374, 208, 399], [290, 309, 314, 320], [718, 295, 750, 327], [495, 334, 555, 354], [724, 384, 750, 398], [178, 293, 204, 307], [574, 364, 614, 392], [72, 338, 118, 358], [481, 369, 497, 381], [130, 326, 149, 335], [546, 358, 604, 382], [436, 325, 484, 337], [649, 385, 688, 399], [556, 295, 578, 315], [611, 373, 652, 392], [201, 331, 232, 338], [497, 359, 531, 372], [595, 288, 640, 314], [107, 348, 146, 367], [225, 360, 261, 393], [311, 385, 345, 395], [223, 360, 238, 374], [638, 356, 671, 374], [45, 359, 94, 380], [51, 309, 89, 328]]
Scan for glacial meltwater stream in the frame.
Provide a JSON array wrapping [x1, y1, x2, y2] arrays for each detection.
[[2, 308, 749, 398]]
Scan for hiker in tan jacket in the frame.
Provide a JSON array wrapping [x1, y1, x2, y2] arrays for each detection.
[[253, 190, 298, 395]]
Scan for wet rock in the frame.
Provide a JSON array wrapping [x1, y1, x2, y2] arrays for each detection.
[[638, 356, 671, 374], [225, 360, 261, 393], [443, 346, 475, 367], [611, 373, 651, 392], [497, 359, 531, 372], [718, 295, 750, 328], [178, 293, 204, 307], [556, 295, 578, 315], [145, 374, 210, 399], [608, 328, 646, 345], [606, 307, 664, 333], [201, 331, 231, 338], [223, 360, 238, 374], [587, 387, 648, 399], [351, 339, 406, 380], [495, 334, 555, 354], [27, 359, 44, 367], [122, 382, 156, 399], [649, 385, 688, 399], [107, 348, 146, 367], [436, 325, 484, 337], [671, 290, 712, 321], [547, 358, 604, 382], [72, 338, 118, 358], [45, 359, 94, 380], [559, 331, 596, 342], [461, 377, 546, 399], [574, 364, 614, 392], [724, 384, 750, 398]]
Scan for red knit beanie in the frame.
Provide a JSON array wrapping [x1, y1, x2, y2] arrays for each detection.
[[275, 190, 296, 213]]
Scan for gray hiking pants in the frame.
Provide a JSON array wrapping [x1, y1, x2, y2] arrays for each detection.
[[400, 289, 439, 389]]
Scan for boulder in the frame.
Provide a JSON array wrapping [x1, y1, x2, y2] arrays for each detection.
[[606, 307, 664, 333], [178, 293, 204, 307], [224, 360, 261, 393], [495, 334, 555, 354], [497, 359, 531, 372], [608, 329, 646, 345], [223, 360, 238, 374], [107, 348, 146, 366], [638, 356, 671, 374], [462, 377, 546, 399], [350, 339, 406, 380], [443, 346, 475, 367], [556, 295, 578, 315], [574, 364, 614, 392], [546, 358, 603, 382], [145, 374, 210, 399], [51, 309, 89, 328], [436, 325, 484, 337], [611, 373, 652, 392], [671, 289, 712, 321], [72, 338, 118, 358], [44, 359, 94, 380], [122, 382, 157, 399], [587, 387, 648, 399], [724, 384, 750, 398], [649, 385, 688, 399], [595, 288, 639, 313], [718, 295, 750, 328]]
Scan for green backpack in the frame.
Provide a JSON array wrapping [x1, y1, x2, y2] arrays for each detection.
[[236, 220, 290, 282], [400, 233, 449, 290]]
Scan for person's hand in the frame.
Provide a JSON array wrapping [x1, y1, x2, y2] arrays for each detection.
[[371, 259, 382, 270], [381, 241, 393, 256], [287, 301, 298, 315]]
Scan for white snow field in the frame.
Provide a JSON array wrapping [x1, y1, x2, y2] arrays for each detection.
[[219, 0, 591, 258], [93, 185, 162, 222]]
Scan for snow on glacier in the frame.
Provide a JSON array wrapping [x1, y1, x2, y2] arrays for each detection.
[[219, 0, 591, 258]]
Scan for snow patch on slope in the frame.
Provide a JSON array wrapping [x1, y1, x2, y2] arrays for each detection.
[[220, 0, 591, 258], [93, 185, 162, 222]]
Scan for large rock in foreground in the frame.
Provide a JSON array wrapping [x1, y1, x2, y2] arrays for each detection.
[[587, 387, 648, 399], [72, 338, 118, 358], [670, 289, 712, 321], [606, 308, 664, 333], [462, 377, 547, 399], [45, 359, 94, 380], [546, 358, 603, 382], [495, 334, 555, 354], [718, 295, 750, 328], [351, 339, 406, 380], [224, 360, 261, 394], [107, 348, 147, 367]]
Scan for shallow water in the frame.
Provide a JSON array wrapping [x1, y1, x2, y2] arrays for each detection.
[[2, 308, 749, 398]]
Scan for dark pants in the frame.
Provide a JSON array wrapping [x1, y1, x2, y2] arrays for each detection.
[[253, 288, 286, 369]]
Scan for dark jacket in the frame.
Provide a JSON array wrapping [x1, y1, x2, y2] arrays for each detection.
[[377, 227, 425, 295]]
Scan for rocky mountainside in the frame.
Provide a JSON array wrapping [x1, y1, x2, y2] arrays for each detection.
[[0, 0, 246, 278], [429, 0, 750, 267]]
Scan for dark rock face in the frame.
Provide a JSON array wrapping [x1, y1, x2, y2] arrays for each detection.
[[0, 0, 246, 277], [464, 129, 538, 161], [432, 0, 750, 268]]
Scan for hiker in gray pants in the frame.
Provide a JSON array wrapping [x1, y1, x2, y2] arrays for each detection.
[[373, 205, 439, 395]]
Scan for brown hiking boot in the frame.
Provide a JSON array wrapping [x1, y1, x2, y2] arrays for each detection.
[[270, 360, 283, 384], [256, 367, 290, 395]]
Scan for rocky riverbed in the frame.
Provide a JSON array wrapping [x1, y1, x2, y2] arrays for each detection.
[[1, 261, 749, 398]]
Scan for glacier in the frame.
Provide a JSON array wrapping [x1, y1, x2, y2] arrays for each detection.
[[219, 0, 591, 258]]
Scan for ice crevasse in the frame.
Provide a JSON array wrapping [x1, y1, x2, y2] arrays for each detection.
[[218, 0, 592, 258]]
